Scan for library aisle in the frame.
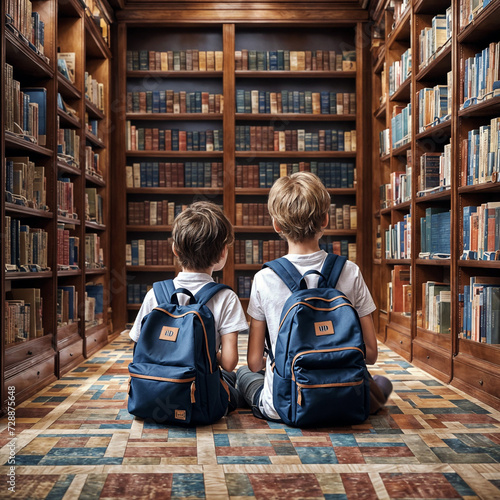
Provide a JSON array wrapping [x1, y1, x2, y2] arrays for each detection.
[[0, 335, 499, 499]]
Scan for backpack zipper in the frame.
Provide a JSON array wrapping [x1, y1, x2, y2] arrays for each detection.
[[291, 347, 365, 406]]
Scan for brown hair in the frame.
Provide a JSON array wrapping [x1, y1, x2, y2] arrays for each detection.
[[268, 172, 330, 243], [172, 201, 234, 271]]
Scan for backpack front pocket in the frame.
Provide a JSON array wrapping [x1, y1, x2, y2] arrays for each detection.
[[291, 348, 369, 426], [128, 363, 196, 424]]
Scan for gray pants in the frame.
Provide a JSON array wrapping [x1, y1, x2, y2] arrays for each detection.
[[236, 366, 265, 418]]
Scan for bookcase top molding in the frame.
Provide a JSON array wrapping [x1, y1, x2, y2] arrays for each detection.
[[115, 2, 370, 22]]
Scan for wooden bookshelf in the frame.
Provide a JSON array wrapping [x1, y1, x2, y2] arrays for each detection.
[[111, 10, 370, 327], [370, 0, 500, 408], [1, 0, 113, 408]]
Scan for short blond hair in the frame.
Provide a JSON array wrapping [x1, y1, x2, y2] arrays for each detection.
[[268, 172, 330, 243], [172, 201, 234, 270]]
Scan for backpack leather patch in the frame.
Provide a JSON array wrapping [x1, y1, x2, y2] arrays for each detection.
[[314, 320, 334, 336], [160, 326, 179, 341], [175, 409, 186, 420]]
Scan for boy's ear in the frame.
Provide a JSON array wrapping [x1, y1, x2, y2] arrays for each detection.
[[272, 219, 282, 233], [172, 242, 179, 257], [322, 213, 329, 229]]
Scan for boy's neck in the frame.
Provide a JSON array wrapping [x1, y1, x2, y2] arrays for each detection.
[[286, 238, 322, 255], [180, 267, 213, 275]]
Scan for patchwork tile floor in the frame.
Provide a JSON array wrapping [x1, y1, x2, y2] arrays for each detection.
[[0, 333, 499, 499]]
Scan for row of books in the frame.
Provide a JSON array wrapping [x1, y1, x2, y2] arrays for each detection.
[[462, 202, 500, 261], [234, 239, 288, 264], [319, 241, 356, 262], [4, 66, 47, 145], [5, 218, 49, 271], [234, 49, 356, 72], [58, 126, 80, 167], [125, 161, 223, 188], [420, 208, 451, 259], [379, 128, 390, 157], [85, 72, 105, 112], [389, 48, 411, 97], [392, 0, 410, 26], [57, 285, 78, 327], [84, 146, 102, 180], [5, 288, 43, 344], [235, 126, 357, 152], [126, 90, 224, 115], [422, 281, 450, 333], [385, 215, 412, 260], [235, 90, 356, 115], [127, 50, 224, 72], [379, 163, 412, 209], [418, 8, 452, 71], [235, 203, 271, 227], [126, 239, 175, 266], [235, 161, 356, 189], [417, 81, 451, 133], [57, 225, 79, 268], [85, 188, 104, 225], [417, 148, 452, 196], [462, 40, 500, 107], [58, 53, 76, 83], [85, 233, 104, 269], [461, 276, 500, 343], [6, 157, 47, 210], [57, 178, 77, 218], [388, 265, 411, 314], [86, 115, 99, 137], [127, 284, 152, 304], [126, 124, 224, 151], [459, 0, 495, 31], [82, 0, 110, 45], [461, 117, 500, 186], [85, 283, 104, 327], [5, 1, 45, 58], [128, 201, 183, 226], [391, 103, 411, 150], [237, 276, 253, 298]]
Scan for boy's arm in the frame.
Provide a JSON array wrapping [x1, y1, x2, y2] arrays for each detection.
[[248, 318, 267, 372], [218, 332, 238, 372], [360, 314, 378, 365]]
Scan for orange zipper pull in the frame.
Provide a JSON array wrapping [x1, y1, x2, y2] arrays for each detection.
[[297, 387, 302, 406], [190, 381, 196, 403]]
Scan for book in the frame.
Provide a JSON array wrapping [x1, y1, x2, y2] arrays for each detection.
[[58, 53, 76, 83]]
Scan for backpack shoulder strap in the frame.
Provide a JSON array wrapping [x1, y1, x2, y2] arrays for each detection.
[[194, 282, 231, 306], [263, 257, 302, 292], [319, 253, 347, 288], [153, 279, 176, 304]]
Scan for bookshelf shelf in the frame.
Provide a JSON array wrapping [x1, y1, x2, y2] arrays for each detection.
[[85, 221, 106, 231], [5, 134, 53, 157], [5, 203, 54, 218], [415, 259, 451, 266], [415, 119, 451, 140], [380, 153, 391, 161], [235, 264, 263, 271], [458, 260, 500, 269], [125, 113, 223, 121], [85, 100, 105, 120], [85, 132, 105, 148], [58, 269, 82, 277], [127, 71, 223, 79], [58, 215, 81, 225], [389, 77, 411, 102], [57, 74, 82, 100], [126, 151, 223, 158], [85, 174, 106, 186], [458, 95, 500, 118], [5, 30, 54, 78], [235, 113, 356, 122], [234, 151, 356, 158], [234, 226, 273, 233], [58, 162, 82, 176], [84, 16, 112, 60], [457, 0, 500, 43], [374, 46, 385, 74], [127, 304, 142, 311], [387, 9, 411, 45], [58, 109, 81, 128], [235, 70, 356, 79], [5, 271, 53, 280], [416, 42, 451, 81], [391, 141, 411, 157], [374, 103, 386, 119], [458, 182, 500, 194], [127, 225, 173, 232], [386, 259, 412, 265], [414, 0, 452, 14], [127, 187, 223, 195], [85, 268, 108, 275], [126, 266, 176, 272], [415, 189, 451, 203]]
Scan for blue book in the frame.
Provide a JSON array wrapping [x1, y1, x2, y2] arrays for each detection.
[[23, 88, 47, 146], [486, 286, 500, 343], [131, 240, 139, 265], [152, 162, 159, 187], [277, 50, 284, 70], [269, 51, 278, 70], [462, 206, 478, 253], [86, 284, 104, 317]]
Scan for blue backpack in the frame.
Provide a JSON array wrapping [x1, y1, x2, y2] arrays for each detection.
[[128, 280, 231, 425], [264, 254, 370, 427]]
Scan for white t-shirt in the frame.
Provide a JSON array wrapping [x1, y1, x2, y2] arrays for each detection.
[[247, 250, 376, 420], [129, 272, 249, 348]]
